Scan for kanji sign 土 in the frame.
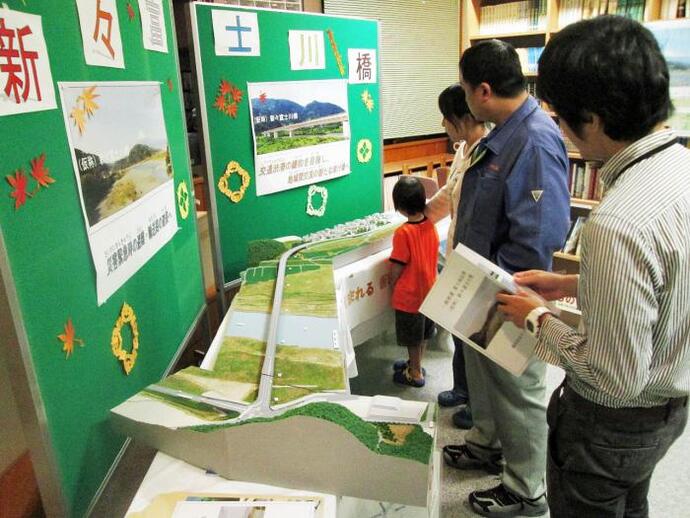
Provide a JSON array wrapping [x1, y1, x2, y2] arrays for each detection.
[[0, 7, 56, 117]]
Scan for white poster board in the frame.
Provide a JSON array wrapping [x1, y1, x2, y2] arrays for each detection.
[[247, 79, 351, 196], [59, 81, 178, 304]]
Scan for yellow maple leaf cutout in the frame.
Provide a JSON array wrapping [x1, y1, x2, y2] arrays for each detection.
[[361, 90, 375, 112], [78, 86, 100, 117], [57, 318, 84, 359], [70, 106, 87, 135]]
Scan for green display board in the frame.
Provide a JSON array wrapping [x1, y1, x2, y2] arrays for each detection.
[[0, 1, 204, 516], [191, 3, 382, 284]]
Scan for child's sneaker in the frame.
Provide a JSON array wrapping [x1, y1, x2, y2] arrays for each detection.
[[392, 359, 426, 376], [393, 367, 425, 387]]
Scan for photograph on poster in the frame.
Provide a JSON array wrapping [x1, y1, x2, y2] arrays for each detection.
[[59, 82, 177, 305], [248, 79, 350, 196], [0, 6, 57, 116], [647, 19, 690, 136]]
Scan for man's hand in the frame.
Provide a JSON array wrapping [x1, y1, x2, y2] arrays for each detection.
[[496, 290, 545, 329], [512, 270, 578, 301]]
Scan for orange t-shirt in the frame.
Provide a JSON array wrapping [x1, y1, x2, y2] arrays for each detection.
[[389, 218, 439, 313]]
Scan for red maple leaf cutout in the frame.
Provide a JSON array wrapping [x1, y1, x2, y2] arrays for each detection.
[[231, 86, 243, 104], [259, 92, 267, 103], [127, 3, 136, 21], [213, 94, 226, 112], [166, 79, 174, 92], [6, 169, 30, 210], [30, 153, 55, 189], [225, 102, 238, 118], [219, 80, 233, 96], [58, 318, 84, 358]]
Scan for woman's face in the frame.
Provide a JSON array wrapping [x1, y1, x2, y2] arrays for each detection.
[[442, 115, 463, 142]]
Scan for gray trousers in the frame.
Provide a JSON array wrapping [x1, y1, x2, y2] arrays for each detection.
[[547, 383, 688, 517], [463, 344, 548, 499]]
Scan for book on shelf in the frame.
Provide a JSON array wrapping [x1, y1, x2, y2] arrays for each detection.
[[558, 0, 647, 29], [516, 47, 545, 74], [479, 0, 547, 35], [568, 160, 602, 201], [562, 216, 588, 255]]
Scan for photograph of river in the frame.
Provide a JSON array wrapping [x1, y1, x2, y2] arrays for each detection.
[[61, 82, 173, 227], [59, 82, 178, 304]]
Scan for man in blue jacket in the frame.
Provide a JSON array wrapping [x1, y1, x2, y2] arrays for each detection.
[[442, 39, 571, 517]]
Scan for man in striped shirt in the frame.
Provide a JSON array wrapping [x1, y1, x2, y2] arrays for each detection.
[[497, 16, 690, 517]]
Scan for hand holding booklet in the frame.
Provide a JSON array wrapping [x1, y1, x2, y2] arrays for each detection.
[[420, 243, 545, 376]]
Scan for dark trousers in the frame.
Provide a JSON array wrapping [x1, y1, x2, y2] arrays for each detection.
[[451, 336, 469, 399], [546, 382, 688, 518]]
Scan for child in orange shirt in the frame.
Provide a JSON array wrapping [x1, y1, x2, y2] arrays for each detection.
[[389, 176, 439, 387]]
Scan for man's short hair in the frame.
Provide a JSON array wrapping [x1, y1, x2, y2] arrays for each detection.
[[438, 83, 473, 123], [460, 39, 526, 98], [393, 176, 426, 215], [537, 15, 672, 142]]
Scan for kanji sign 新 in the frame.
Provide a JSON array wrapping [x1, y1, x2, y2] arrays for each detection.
[[0, 6, 56, 116]]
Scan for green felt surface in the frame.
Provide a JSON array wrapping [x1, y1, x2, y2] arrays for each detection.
[[0, 1, 203, 515], [192, 3, 383, 282]]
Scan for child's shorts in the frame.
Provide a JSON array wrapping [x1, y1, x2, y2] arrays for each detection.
[[395, 310, 435, 348]]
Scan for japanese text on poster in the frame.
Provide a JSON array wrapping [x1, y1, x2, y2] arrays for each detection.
[[348, 48, 376, 84], [0, 6, 56, 116], [138, 0, 168, 54], [76, 0, 125, 69], [247, 79, 350, 196]]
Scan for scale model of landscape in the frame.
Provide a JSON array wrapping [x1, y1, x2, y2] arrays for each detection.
[[112, 213, 437, 506]]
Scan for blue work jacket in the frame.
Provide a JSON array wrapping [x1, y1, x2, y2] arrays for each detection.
[[453, 96, 571, 273]]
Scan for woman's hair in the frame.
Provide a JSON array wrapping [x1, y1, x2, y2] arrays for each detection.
[[438, 83, 473, 126]]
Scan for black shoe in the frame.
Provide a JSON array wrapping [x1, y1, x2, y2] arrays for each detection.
[[442, 443, 502, 475], [452, 405, 473, 429], [469, 483, 547, 517], [437, 389, 468, 407]]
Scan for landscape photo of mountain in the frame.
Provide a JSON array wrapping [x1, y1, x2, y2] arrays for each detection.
[[248, 79, 350, 155], [247, 79, 351, 196]]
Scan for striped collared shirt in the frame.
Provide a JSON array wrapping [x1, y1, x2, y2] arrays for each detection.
[[536, 129, 690, 408]]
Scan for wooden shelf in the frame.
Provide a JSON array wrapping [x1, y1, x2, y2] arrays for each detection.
[[571, 197, 599, 209], [470, 30, 547, 40], [554, 251, 580, 263], [383, 153, 454, 177], [568, 151, 583, 160]]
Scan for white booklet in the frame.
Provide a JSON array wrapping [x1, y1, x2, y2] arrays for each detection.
[[420, 243, 538, 376]]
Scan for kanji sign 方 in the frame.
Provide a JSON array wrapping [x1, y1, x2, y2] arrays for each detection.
[[76, 0, 125, 69], [0, 7, 56, 117]]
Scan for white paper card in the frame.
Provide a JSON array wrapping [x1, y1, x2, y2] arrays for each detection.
[[75, 0, 125, 69], [348, 48, 377, 84], [138, 0, 168, 53], [58, 82, 178, 305], [212, 9, 260, 57], [288, 30, 325, 70], [0, 6, 57, 116]]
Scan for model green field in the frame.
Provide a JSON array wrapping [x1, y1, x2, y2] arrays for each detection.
[[190, 402, 433, 465]]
